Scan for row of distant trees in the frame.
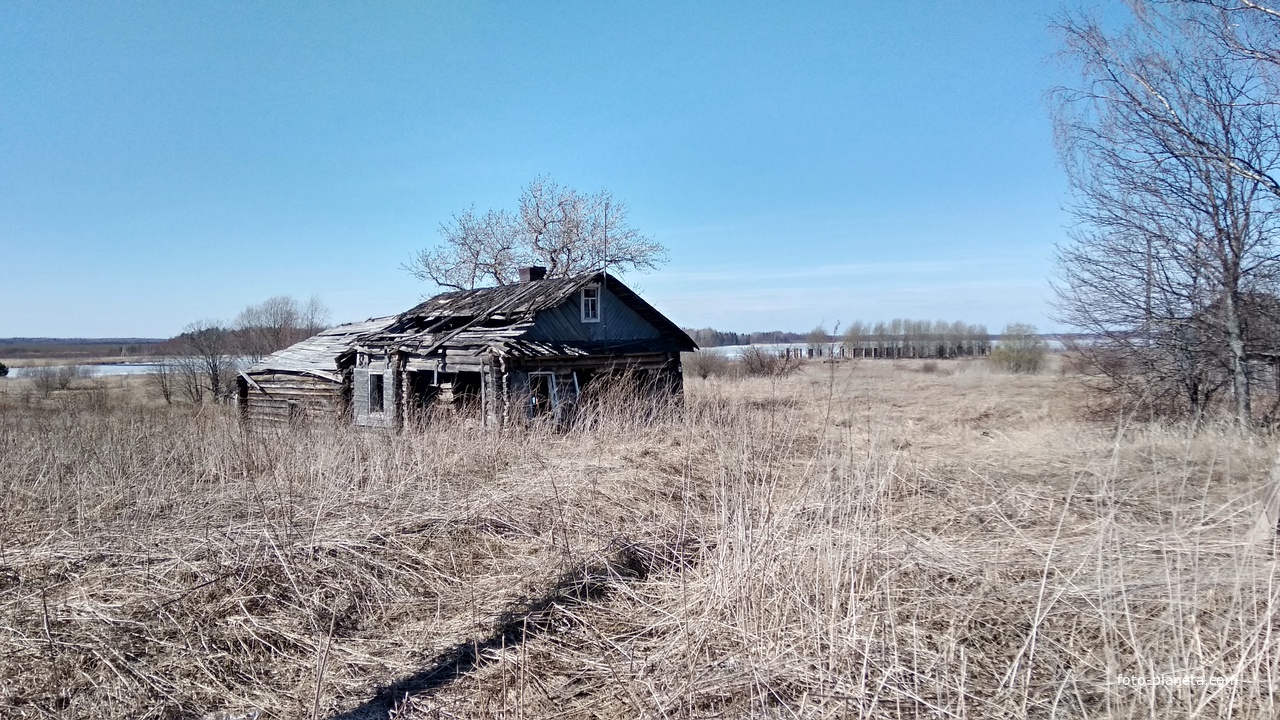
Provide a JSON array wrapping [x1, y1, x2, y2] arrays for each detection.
[[683, 328, 808, 347], [831, 320, 991, 358], [687, 320, 993, 358], [149, 295, 328, 405], [684, 322, 1045, 381]]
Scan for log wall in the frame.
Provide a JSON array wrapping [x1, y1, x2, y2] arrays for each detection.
[[241, 372, 345, 425]]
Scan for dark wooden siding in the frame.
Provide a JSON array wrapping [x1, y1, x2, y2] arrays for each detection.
[[524, 285, 661, 343], [243, 372, 343, 424], [510, 353, 675, 373]]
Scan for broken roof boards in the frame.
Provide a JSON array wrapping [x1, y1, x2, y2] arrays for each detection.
[[238, 270, 695, 427]]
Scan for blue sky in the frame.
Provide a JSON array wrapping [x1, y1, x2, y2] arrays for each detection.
[[1, 2, 1070, 337]]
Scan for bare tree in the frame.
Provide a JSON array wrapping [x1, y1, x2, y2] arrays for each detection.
[[30, 366, 70, 397], [1054, 5, 1280, 422], [902, 319, 922, 358], [888, 319, 905, 359], [300, 295, 329, 334], [235, 295, 330, 362], [1156, 1, 1280, 193], [173, 320, 235, 403], [147, 356, 176, 405], [173, 354, 204, 404], [870, 321, 887, 358], [805, 324, 829, 356], [407, 177, 667, 290], [842, 321, 868, 358]]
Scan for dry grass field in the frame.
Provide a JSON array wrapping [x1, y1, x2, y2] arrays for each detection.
[[2, 359, 1280, 718]]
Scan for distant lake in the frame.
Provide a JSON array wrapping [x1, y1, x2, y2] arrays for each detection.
[[711, 344, 808, 360], [6, 363, 165, 378]]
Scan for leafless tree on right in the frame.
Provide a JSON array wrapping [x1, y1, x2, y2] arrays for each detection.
[[1053, 4, 1280, 422]]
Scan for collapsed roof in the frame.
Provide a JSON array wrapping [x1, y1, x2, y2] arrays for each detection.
[[244, 316, 397, 382], [349, 271, 693, 359], [244, 271, 695, 379]]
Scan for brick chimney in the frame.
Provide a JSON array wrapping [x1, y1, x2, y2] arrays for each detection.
[[518, 266, 547, 283]]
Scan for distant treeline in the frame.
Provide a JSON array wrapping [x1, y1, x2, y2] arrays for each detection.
[[840, 320, 990, 358], [682, 328, 807, 347], [0, 338, 166, 359], [685, 319, 993, 358]]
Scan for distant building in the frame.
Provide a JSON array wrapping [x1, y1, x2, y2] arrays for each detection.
[[236, 268, 696, 427]]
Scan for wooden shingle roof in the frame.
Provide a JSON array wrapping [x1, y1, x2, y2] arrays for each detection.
[[399, 275, 588, 321], [354, 271, 695, 357], [243, 316, 397, 382], [245, 271, 695, 376]]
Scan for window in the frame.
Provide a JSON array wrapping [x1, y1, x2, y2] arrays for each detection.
[[581, 286, 600, 322], [369, 373, 384, 412], [529, 372, 557, 416]]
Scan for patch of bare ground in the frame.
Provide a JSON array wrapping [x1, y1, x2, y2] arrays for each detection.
[[2, 360, 1279, 718]]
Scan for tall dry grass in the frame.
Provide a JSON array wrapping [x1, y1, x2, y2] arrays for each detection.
[[2, 365, 1279, 718]]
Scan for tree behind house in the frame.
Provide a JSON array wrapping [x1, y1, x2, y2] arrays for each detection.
[[407, 176, 666, 290], [235, 295, 329, 362], [1053, 4, 1280, 422], [169, 320, 234, 403]]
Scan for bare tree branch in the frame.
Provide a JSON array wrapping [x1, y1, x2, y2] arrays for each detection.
[[1054, 4, 1280, 422], [406, 177, 666, 290]]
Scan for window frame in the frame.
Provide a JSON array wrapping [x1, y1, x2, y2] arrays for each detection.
[[369, 372, 385, 413], [580, 285, 601, 323], [528, 371, 559, 417]]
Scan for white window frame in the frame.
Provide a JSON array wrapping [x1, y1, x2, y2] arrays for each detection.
[[580, 285, 600, 323]]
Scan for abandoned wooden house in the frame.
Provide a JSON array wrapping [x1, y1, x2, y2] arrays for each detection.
[[236, 268, 697, 427]]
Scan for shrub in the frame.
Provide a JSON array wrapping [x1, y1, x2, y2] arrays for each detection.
[[921, 360, 939, 374], [988, 323, 1047, 374], [0, 361, 8, 378], [738, 346, 802, 377], [1059, 350, 1091, 376], [30, 366, 62, 396], [29, 364, 93, 396], [682, 350, 731, 380], [147, 358, 177, 404]]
